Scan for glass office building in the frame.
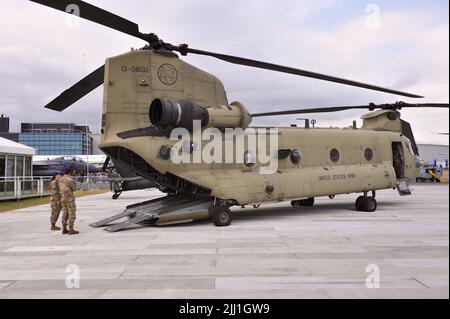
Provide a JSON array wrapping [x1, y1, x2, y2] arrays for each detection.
[[19, 133, 88, 155], [19, 123, 93, 156]]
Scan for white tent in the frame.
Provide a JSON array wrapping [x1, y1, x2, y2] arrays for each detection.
[[0, 137, 35, 156]]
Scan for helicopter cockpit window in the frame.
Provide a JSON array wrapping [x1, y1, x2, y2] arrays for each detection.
[[330, 148, 340, 163], [244, 151, 255, 167], [364, 148, 373, 161], [405, 141, 414, 155]]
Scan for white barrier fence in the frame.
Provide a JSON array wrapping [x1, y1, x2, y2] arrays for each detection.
[[0, 177, 51, 201], [0, 176, 111, 201]]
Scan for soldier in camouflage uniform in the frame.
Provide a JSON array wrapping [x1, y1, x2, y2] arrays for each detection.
[[49, 172, 62, 231], [59, 168, 79, 235]]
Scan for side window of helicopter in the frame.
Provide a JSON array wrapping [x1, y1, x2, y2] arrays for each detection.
[[244, 151, 256, 167], [364, 147, 373, 161], [290, 149, 302, 165], [330, 148, 340, 163]]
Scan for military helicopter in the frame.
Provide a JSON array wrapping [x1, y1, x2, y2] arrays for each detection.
[[30, 1, 448, 232]]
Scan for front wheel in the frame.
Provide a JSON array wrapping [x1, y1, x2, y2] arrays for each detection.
[[355, 196, 365, 211], [212, 206, 232, 227], [362, 197, 377, 212]]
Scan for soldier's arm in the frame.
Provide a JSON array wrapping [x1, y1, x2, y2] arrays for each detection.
[[70, 179, 77, 192]]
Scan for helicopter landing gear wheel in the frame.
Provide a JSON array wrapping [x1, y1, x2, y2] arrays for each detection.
[[112, 191, 122, 200], [355, 196, 377, 212], [212, 206, 232, 227], [363, 197, 377, 212], [291, 198, 314, 207], [355, 196, 365, 211], [302, 197, 315, 206]]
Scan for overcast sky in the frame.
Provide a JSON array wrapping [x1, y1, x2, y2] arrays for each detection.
[[0, 0, 448, 144]]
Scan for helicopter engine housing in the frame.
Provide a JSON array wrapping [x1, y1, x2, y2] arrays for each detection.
[[149, 98, 252, 130]]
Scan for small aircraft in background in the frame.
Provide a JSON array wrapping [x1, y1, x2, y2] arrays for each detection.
[[32, 156, 101, 176], [32, 155, 156, 199]]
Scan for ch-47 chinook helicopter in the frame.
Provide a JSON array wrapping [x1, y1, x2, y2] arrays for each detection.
[[30, 0, 448, 232]]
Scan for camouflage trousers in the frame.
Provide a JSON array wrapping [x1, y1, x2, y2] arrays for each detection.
[[50, 197, 62, 224], [61, 198, 77, 227]]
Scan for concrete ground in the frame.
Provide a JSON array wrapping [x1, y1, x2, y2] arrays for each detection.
[[0, 184, 448, 299]]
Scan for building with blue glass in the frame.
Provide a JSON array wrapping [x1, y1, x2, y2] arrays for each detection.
[[1, 116, 93, 156]]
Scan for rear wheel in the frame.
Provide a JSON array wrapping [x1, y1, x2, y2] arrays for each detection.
[[112, 192, 121, 200], [212, 206, 232, 226], [302, 197, 315, 206]]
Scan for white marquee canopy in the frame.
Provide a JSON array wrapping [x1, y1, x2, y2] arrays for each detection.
[[0, 137, 35, 156]]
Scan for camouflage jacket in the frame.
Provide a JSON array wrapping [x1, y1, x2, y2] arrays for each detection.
[[59, 175, 77, 201], [50, 180, 61, 199]]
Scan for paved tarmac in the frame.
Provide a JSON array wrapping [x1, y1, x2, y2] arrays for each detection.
[[0, 183, 448, 299]]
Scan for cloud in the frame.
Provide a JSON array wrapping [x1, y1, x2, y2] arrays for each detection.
[[0, 0, 448, 144]]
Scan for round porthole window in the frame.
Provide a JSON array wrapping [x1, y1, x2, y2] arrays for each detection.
[[330, 148, 340, 163], [265, 185, 274, 194], [290, 149, 302, 165], [244, 151, 255, 167], [364, 147, 373, 161]]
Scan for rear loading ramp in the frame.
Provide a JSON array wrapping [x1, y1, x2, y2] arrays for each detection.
[[90, 193, 214, 232]]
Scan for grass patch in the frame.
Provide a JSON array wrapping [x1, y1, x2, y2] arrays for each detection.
[[0, 189, 109, 213]]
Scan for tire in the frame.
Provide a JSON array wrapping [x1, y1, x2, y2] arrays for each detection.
[[355, 196, 365, 211], [291, 200, 299, 207], [212, 206, 232, 226], [303, 198, 315, 207], [363, 197, 377, 212]]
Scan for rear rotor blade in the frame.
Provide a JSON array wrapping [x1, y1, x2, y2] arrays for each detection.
[[29, 0, 145, 40], [45, 65, 105, 111], [251, 102, 449, 117], [185, 47, 423, 98], [29, 1, 424, 99]]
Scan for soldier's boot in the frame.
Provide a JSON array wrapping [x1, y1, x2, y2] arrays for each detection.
[[62, 226, 69, 234], [51, 223, 61, 231], [68, 226, 79, 235]]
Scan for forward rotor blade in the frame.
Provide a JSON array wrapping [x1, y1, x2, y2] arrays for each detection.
[[45, 65, 105, 111], [185, 47, 423, 98], [251, 105, 369, 117], [251, 102, 449, 117], [29, 0, 145, 40]]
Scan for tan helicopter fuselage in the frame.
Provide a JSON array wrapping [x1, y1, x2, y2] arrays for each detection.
[[99, 49, 421, 206]]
